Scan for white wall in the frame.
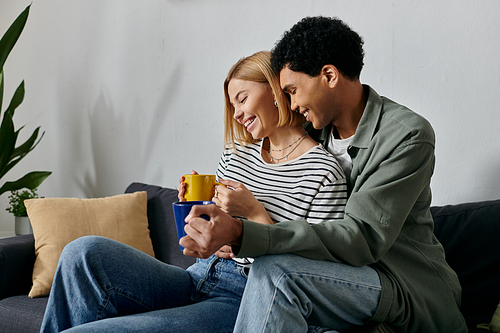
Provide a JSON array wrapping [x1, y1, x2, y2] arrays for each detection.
[[1, 0, 499, 234]]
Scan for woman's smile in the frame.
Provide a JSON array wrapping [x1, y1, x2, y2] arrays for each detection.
[[244, 116, 257, 130]]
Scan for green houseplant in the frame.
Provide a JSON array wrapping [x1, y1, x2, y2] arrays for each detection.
[[6, 188, 41, 235], [0, 4, 51, 197], [6, 188, 40, 217]]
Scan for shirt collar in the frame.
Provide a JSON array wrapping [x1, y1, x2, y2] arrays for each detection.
[[305, 85, 383, 149], [350, 85, 383, 149]]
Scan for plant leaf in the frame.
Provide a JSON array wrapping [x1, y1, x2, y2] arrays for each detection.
[[0, 5, 51, 199], [0, 171, 52, 196], [1, 128, 44, 177], [0, 70, 3, 112], [12, 127, 42, 159], [0, 5, 30, 71], [0, 111, 16, 174], [5, 81, 25, 117]]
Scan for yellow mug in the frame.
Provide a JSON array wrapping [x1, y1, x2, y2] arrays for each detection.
[[183, 174, 223, 201]]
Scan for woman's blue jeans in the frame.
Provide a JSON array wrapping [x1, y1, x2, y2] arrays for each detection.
[[39, 236, 247, 332]]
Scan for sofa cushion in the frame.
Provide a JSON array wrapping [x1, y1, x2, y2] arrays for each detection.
[[25, 191, 155, 298], [125, 183, 196, 269], [0, 295, 47, 333], [432, 199, 500, 332]]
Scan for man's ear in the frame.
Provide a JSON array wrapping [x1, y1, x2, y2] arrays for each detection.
[[321, 65, 339, 88]]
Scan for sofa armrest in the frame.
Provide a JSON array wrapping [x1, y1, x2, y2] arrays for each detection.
[[0, 234, 36, 299], [432, 199, 500, 332]]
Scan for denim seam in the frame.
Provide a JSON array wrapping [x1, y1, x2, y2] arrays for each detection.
[[262, 272, 286, 333], [194, 256, 222, 299], [289, 272, 382, 291], [114, 288, 153, 311], [97, 286, 112, 320], [97, 286, 153, 320]]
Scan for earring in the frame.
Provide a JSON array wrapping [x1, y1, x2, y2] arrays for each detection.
[[274, 100, 278, 107]]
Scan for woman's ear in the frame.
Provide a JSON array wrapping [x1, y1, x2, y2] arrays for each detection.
[[321, 65, 339, 88]]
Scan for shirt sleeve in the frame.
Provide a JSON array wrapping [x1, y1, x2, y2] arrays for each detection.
[[305, 177, 347, 224], [236, 139, 435, 267], [216, 146, 230, 180]]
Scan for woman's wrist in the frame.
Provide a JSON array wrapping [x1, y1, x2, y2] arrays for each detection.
[[246, 203, 274, 225]]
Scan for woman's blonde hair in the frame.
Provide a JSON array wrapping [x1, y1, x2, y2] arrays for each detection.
[[223, 51, 304, 146]]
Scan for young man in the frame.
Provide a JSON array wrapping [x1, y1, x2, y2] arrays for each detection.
[[183, 17, 467, 332]]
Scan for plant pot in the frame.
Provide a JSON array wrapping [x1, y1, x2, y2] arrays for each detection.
[[15, 216, 33, 236]]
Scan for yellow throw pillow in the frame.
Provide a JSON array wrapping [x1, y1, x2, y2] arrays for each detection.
[[25, 191, 154, 298]]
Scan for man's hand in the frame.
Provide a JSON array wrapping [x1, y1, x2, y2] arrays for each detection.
[[180, 204, 243, 258]]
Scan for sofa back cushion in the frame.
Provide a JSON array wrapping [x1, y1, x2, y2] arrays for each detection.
[[432, 199, 500, 331], [125, 183, 196, 269]]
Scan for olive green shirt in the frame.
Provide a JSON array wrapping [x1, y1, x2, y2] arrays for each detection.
[[236, 86, 467, 332]]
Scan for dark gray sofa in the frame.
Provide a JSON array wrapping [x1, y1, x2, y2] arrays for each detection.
[[0, 182, 499, 332]]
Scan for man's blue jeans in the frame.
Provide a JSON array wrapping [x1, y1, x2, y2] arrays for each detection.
[[40, 236, 247, 332], [234, 254, 382, 333]]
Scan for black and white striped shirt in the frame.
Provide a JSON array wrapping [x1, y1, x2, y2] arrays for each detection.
[[216, 140, 347, 225]]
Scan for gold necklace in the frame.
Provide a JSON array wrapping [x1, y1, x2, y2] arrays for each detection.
[[269, 133, 308, 163], [269, 132, 307, 152]]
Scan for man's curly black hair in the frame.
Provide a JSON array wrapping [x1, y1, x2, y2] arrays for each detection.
[[271, 16, 364, 80]]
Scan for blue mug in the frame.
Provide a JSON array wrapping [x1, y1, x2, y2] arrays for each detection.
[[172, 201, 214, 250]]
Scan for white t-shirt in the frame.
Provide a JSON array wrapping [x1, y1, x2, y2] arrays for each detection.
[[327, 129, 354, 179]]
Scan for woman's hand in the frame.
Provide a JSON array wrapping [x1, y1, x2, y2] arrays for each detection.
[[214, 245, 234, 259], [177, 170, 198, 202], [213, 179, 273, 225]]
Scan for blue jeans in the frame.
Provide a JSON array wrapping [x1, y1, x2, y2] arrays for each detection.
[[234, 254, 382, 333], [40, 236, 247, 332]]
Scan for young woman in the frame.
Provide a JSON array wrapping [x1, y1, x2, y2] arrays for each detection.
[[40, 51, 347, 333], [179, 51, 347, 261]]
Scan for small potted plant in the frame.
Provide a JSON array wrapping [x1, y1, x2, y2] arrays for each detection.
[[6, 188, 41, 235]]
